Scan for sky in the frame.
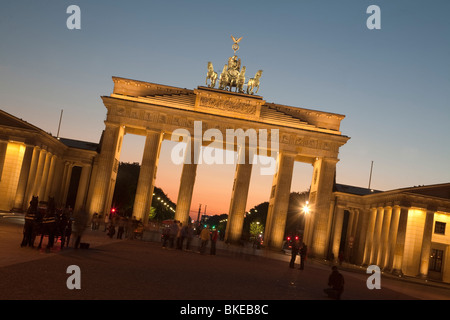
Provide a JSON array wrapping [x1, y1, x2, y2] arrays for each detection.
[[1, 1, 449, 219]]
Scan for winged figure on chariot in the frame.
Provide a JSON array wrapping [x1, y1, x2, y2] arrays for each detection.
[[206, 35, 262, 95]]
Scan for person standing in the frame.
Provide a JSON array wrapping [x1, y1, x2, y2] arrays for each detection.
[[117, 216, 125, 239], [210, 227, 218, 255], [162, 225, 170, 248], [21, 197, 39, 248], [200, 225, 210, 254], [72, 209, 88, 249], [176, 222, 183, 250], [289, 236, 301, 268], [324, 266, 345, 299], [169, 220, 179, 249], [185, 223, 194, 251], [299, 243, 307, 270]]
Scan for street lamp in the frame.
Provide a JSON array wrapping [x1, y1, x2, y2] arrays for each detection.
[[302, 201, 310, 215]]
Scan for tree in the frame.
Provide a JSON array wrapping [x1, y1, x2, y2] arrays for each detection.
[[112, 162, 140, 216], [249, 222, 264, 238], [151, 186, 176, 221], [112, 162, 176, 221]]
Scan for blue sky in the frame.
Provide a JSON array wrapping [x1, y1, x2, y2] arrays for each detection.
[[1, 1, 449, 215]]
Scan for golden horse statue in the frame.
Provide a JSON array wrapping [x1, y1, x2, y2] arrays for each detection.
[[247, 70, 263, 95], [206, 62, 218, 88], [237, 66, 246, 93], [218, 65, 229, 90]]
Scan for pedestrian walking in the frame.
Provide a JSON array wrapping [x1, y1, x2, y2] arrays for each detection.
[[103, 213, 110, 232], [21, 196, 39, 248], [200, 225, 210, 254], [176, 222, 183, 249], [324, 266, 345, 300], [117, 216, 125, 239], [299, 242, 307, 270], [185, 223, 194, 251], [107, 222, 116, 238], [289, 236, 301, 268], [179, 223, 189, 250], [210, 227, 218, 255], [169, 220, 179, 249], [91, 213, 99, 230], [161, 225, 170, 248], [338, 251, 344, 266], [72, 209, 88, 249]]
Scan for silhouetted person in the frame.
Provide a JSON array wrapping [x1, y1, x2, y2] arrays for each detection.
[[117, 216, 125, 239], [299, 243, 307, 270], [324, 266, 345, 300], [21, 196, 39, 248], [338, 251, 344, 266], [162, 225, 170, 248], [72, 209, 88, 249], [200, 226, 210, 254], [289, 237, 301, 268], [210, 228, 218, 255], [169, 220, 179, 249], [185, 223, 194, 251]]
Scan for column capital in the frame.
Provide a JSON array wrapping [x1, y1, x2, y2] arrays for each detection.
[[313, 157, 339, 165], [145, 127, 164, 135]]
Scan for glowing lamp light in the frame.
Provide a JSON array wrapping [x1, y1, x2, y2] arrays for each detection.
[[302, 201, 310, 214]]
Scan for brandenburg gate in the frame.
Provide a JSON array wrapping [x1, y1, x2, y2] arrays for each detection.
[[86, 37, 350, 256]]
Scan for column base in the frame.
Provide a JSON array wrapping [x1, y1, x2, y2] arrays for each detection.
[[391, 269, 404, 277]]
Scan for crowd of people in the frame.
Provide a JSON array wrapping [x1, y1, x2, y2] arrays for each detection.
[[20, 198, 345, 299], [161, 220, 219, 255], [90, 212, 144, 240]]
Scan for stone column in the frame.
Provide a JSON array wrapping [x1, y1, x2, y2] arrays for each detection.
[[88, 123, 124, 215], [225, 147, 253, 243], [384, 205, 400, 271], [392, 206, 409, 275], [174, 138, 200, 226], [32, 149, 47, 199], [355, 208, 369, 265], [308, 157, 338, 258], [43, 155, 57, 201], [38, 152, 52, 201], [23, 146, 40, 210], [362, 207, 377, 265], [62, 163, 75, 208], [132, 130, 163, 224], [13, 145, 34, 210], [264, 152, 295, 249], [58, 162, 71, 206], [49, 158, 64, 201], [419, 210, 435, 277], [74, 164, 91, 213], [331, 206, 345, 261], [378, 206, 392, 268], [0, 140, 8, 181], [370, 207, 385, 265]]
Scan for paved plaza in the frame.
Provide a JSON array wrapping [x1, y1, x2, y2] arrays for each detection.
[[1, 213, 449, 306]]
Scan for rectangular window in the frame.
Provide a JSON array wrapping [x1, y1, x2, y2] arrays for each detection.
[[434, 221, 446, 235], [429, 249, 444, 273]]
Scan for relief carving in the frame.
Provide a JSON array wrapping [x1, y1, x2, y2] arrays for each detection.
[[199, 96, 256, 115]]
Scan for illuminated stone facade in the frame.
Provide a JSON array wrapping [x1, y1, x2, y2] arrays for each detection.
[[1, 77, 450, 283], [0, 109, 98, 213], [329, 183, 450, 283], [86, 77, 349, 252]]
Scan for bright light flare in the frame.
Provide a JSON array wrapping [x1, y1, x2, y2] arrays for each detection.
[[302, 201, 310, 214]]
